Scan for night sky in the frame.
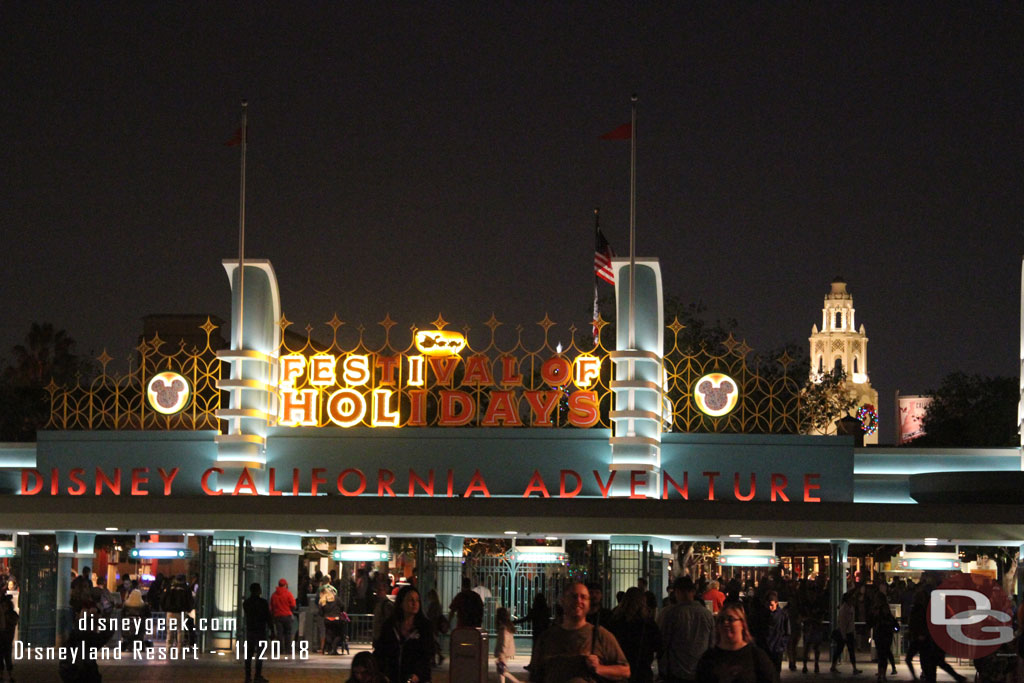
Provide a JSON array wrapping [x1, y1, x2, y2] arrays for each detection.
[[3, 3, 1022, 444]]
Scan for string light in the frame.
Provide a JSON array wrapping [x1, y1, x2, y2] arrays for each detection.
[[858, 403, 879, 435]]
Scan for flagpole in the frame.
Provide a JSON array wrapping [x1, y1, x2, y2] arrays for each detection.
[[593, 207, 601, 347], [237, 100, 248, 353], [628, 94, 637, 350]]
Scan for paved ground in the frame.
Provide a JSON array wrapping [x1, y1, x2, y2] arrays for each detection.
[[5, 644, 982, 683]]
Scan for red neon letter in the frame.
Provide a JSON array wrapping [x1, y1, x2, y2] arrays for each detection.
[[95, 468, 121, 496], [559, 470, 582, 498], [703, 471, 720, 501], [463, 469, 491, 498], [233, 468, 258, 496], [337, 469, 367, 496], [20, 469, 42, 495], [409, 469, 434, 497], [201, 468, 223, 496], [378, 469, 396, 497], [130, 468, 150, 496], [629, 470, 648, 499], [662, 471, 688, 500], [158, 468, 179, 496], [733, 473, 756, 501], [267, 468, 283, 496], [68, 468, 86, 496], [771, 473, 790, 502], [522, 470, 551, 498], [311, 468, 327, 496], [593, 470, 617, 498], [803, 473, 821, 502]]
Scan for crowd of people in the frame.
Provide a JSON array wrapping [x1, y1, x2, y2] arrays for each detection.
[[3, 562, 1022, 683]]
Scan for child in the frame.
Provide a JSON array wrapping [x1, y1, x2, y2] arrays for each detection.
[[495, 607, 521, 682]]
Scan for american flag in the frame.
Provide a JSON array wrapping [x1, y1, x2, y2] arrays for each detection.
[[594, 227, 615, 285]]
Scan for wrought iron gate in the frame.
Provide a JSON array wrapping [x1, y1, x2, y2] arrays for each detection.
[[466, 554, 568, 635], [14, 534, 57, 646], [610, 543, 641, 601]]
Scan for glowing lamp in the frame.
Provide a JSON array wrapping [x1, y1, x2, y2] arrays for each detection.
[[415, 330, 466, 356]]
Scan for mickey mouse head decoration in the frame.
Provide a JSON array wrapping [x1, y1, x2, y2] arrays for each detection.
[[693, 373, 739, 417], [147, 371, 190, 415]]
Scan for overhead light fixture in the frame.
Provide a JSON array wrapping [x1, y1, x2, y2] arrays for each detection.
[[728, 534, 742, 538], [504, 531, 517, 535], [105, 527, 118, 531], [315, 528, 330, 533], [16, 531, 29, 536], [350, 532, 363, 536]]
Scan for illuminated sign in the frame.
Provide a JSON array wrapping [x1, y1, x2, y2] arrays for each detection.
[[513, 551, 567, 564], [276, 352, 602, 429], [147, 372, 190, 415], [414, 330, 467, 356], [694, 373, 738, 417], [19, 466, 824, 501], [332, 549, 391, 562], [719, 548, 777, 567], [0, 546, 18, 558], [130, 545, 191, 559]]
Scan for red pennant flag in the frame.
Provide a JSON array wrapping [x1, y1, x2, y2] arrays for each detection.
[[224, 126, 244, 146], [600, 123, 632, 140]]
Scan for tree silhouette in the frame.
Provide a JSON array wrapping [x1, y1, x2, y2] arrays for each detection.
[[0, 322, 90, 440]]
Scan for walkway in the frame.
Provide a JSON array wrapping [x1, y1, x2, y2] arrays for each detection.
[[6, 643, 979, 682]]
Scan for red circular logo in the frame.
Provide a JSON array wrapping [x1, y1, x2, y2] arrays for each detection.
[[927, 574, 1014, 659]]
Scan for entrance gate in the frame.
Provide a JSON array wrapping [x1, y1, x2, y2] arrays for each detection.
[[468, 554, 568, 635], [14, 534, 57, 646], [198, 537, 271, 650]]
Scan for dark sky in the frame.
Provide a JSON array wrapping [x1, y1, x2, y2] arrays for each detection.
[[3, 3, 1023, 443]]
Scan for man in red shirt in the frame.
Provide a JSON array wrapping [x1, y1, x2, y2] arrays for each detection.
[[702, 580, 726, 614], [269, 578, 296, 648]]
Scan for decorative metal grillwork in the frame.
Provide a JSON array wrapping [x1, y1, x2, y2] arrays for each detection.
[[48, 314, 808, 433]]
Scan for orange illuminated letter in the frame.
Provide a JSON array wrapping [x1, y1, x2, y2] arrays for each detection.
[[280, 388, 318, 426], [439, 391, 475, 426]]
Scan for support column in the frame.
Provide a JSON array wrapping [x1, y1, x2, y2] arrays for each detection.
[[56, 531, 75, 646], [829, 540, 850, 633], [215, 260, 281, 466], [76, 532, 97, 584], [610, 258, 665, 497], [435, 535, 464, 612]]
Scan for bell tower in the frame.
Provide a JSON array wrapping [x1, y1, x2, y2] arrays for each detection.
[[809, 278, 879, 444]]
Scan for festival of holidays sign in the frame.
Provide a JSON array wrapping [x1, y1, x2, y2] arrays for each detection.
[[275, 341, 603, 429]]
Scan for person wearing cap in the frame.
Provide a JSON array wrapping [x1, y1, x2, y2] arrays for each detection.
[[658, 576, 714, 683], [269, 578, 297, 649]]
